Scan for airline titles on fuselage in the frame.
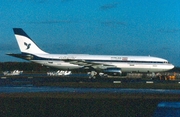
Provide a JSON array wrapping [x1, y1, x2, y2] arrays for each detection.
[[59, 56, 76, 59], [111, 57, 128, 61], [58, 56, 128, 60]]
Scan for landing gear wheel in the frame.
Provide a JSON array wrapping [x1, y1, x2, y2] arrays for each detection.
[[88, 71, 97, 79]]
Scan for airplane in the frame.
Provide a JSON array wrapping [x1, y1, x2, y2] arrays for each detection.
[[7, 28, 174, 78]]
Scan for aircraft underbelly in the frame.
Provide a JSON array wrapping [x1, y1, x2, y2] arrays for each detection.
[[31, 60, 173, 72], [115, 63, 169, 72]]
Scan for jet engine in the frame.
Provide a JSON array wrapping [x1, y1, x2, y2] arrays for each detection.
[[103, 68, 122, 76]]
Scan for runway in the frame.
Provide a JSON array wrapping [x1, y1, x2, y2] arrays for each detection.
[[1, 73, 180, 94]]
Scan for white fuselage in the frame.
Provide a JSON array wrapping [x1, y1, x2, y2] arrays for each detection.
[[30, 54, 174, 73], [11, 28, 174, 74]]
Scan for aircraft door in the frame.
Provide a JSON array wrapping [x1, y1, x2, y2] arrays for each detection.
[[48, 57, 53, 64]]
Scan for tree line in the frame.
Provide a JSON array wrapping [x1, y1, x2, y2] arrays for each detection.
[[0, 62, 57, 72], [0, 62, 84, 73]]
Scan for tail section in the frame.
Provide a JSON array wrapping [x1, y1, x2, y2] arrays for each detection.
[[13, 28, 48, 54]]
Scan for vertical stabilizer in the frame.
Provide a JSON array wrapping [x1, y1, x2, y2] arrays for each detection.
[[13, 28, 48, 54]]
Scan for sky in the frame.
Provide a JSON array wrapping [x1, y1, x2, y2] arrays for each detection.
[[1, 0, 180, 66]]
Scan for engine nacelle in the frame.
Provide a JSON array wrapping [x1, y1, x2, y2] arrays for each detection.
[[103, 68, 122, 76]]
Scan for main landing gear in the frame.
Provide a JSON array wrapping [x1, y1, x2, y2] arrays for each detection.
[[88, 71, 97, 79], [88, 71, 108, 79]]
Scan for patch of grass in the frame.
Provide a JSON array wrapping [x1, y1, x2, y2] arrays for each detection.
[[0, 92, 180, 117], [0, 95, 180, 117]]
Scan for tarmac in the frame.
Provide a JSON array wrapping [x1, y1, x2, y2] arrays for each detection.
[[1, 73, 180, 117]]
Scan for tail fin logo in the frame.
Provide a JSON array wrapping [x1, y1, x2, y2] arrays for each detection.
[[24, 42, 31, 50]]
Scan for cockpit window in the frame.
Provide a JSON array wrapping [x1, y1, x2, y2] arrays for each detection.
[[163, 61, 169, 64]]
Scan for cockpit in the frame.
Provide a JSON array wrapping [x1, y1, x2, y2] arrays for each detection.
[[163, 61, 170, 64]]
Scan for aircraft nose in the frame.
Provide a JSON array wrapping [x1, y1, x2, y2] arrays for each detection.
[[169, 64, 174, 70]]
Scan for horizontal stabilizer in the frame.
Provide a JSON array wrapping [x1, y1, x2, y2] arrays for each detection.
[[6, 53, 34, 60]]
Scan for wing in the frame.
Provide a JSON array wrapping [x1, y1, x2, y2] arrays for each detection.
[[62, 59, 116, 69]]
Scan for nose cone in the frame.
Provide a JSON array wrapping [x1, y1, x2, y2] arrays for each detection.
[[168, 64, 174, 70], [162, 64, 174, 72], [170, 64, 174, 69]]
